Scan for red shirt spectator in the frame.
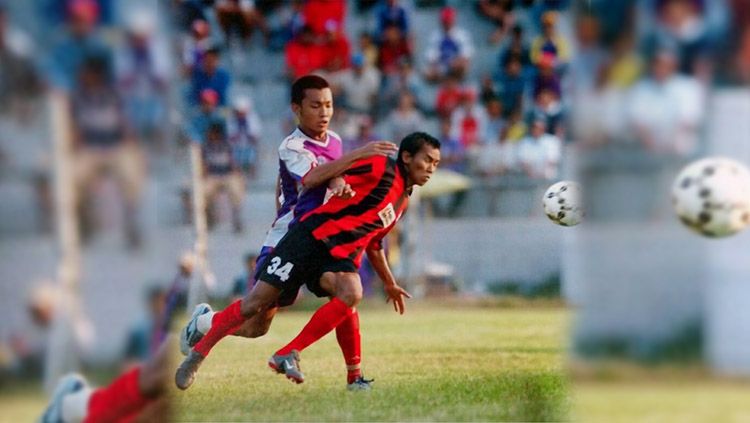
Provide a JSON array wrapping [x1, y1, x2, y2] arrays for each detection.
[[378, 24, 411, 75], [285, 27, 328, 78], [435, 76, 463, 119], [303, 0, 345, 36]]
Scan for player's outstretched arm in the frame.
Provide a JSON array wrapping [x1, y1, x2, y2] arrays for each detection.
[[301, 141, 398, 189], [366, 245, 411, 314]]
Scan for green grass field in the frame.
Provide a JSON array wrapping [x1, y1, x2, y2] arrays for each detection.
[[170, 302, 570, 422], [5, 302, 750, 422]]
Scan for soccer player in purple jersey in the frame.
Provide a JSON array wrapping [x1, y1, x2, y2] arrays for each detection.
[[178, 75, 397, 389]]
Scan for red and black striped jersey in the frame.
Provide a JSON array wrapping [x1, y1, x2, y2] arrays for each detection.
[[300, 155, 411, 267]]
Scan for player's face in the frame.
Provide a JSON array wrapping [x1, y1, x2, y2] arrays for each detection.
[[404, 144, 441, 186], [294, 88, 334, 136]]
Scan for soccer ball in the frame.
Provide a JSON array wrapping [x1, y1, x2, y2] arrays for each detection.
[[543, 181, 584, 226], [671, 157, 750, 238]]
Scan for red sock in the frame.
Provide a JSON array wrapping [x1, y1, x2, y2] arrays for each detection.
[[193, 300, 246, 357], [276, 297, 352, 356], [83, 367, 151, 423], [336, 309, 362, 384]]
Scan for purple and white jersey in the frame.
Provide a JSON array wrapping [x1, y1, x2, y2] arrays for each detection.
[[262, 127, 343, 248]]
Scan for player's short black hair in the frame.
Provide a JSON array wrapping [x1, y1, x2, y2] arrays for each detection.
[[291, 74, 330, 105], [398, 132, 441, 164]]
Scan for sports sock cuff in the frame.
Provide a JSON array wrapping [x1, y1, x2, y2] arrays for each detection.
[[197, 311, 215, 334], [62, 387, 93, 423]]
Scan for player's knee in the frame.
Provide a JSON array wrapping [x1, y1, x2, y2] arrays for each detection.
[[337, 284, 363, 307], [240, 296, 268, 317]]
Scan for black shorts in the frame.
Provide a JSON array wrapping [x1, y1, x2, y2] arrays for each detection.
[[257, 223, 357, 307]]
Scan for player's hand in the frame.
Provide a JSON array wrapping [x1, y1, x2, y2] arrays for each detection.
[[385, 283, 412, 315], [355, 141, 398, 159], [330, 183, 356, 199]]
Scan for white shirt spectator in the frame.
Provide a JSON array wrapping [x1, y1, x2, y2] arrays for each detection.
[[425, 27, 474, 65], [334, 66, 381, 113], [450, 104, 489, 147], [476, 141, 518, 175], [627, 75, 703, 155], [518, 133, 562, 179]]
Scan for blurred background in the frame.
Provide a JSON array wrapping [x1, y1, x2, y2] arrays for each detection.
[[0, 0, 748, 421]]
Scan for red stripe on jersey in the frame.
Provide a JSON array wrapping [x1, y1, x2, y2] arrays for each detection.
[[300, 155, 410, 266]]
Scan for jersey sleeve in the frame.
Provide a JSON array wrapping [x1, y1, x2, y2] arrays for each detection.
[[279, 137, 318, 181]]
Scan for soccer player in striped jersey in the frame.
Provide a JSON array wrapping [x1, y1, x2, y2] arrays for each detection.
[[176, 132, 441, 391], [178, 75, 397, 388]]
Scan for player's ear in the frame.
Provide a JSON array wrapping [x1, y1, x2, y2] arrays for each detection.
[[400, 150, 413, 165], [291, 102, 301, 117]]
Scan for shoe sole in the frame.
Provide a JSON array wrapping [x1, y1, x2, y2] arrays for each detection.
[[267, 361, 304, 384]]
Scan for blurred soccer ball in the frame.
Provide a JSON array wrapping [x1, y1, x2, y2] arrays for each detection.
[[672, 157, 750, 238], [543, 181, 584, 227]]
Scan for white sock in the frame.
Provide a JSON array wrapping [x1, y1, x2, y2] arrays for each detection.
[[61, 387, 92, 423], [197, 311, 215, 334]]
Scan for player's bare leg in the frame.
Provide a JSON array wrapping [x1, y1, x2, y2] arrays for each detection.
[[175, 281, 280, 390], [232, 306, 278, 338], [270, 272, 363, 384]]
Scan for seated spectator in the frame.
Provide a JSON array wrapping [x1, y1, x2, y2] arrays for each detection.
[[202, 120, 245, 232], [437, 118, 466, 175], [627, 49, 704, 155], [378, 23, 411, 76], [424, 6, 474, 82], [479, 75, 499, 105], [124, 286, 168, 363], [643, 0, 716, 78], [228, 96, 262, 179], [527, 87, 565, 138], [116, 10, 170, 148], [285, 25, 328, 79], [450, 89, 488, 152], [517, 119, 562, 180], [530, 11, 570, 71], [380, 58, 430, 116], [44, 0, 113, 91], [476, 0, 513, 44], [434, 73, 464, 119], [497, 24, 532, 75], [504, 106, 527, 142], [432, 118, 468, 217], [231, 253, 258, 299], [186, 89, 224, 145], [181, 20, 212, 76], [532, 52, 562, 99], [386, 91, 425, 143], [215, 0, 269, 46], [71, 56, 146, 248], [333, 53, 380, 114], [321, 20, 351, 74], [375, 0, 410, 41], [267, 0, 305, 51], [495, 57, 527, 116], [0, 5, 41, 114], [476, 132, 518, 177], [358, 31, 379, 68], [189, 45, 231, 108], [303, 0, 345, 36], [484, 96, 506, 145]]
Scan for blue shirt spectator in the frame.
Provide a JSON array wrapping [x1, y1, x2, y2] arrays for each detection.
[[376, 0, 409, 40], [189, 47, 231, 107]]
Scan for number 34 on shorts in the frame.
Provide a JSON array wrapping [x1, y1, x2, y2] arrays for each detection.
[[266, 256, 294, 282]]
